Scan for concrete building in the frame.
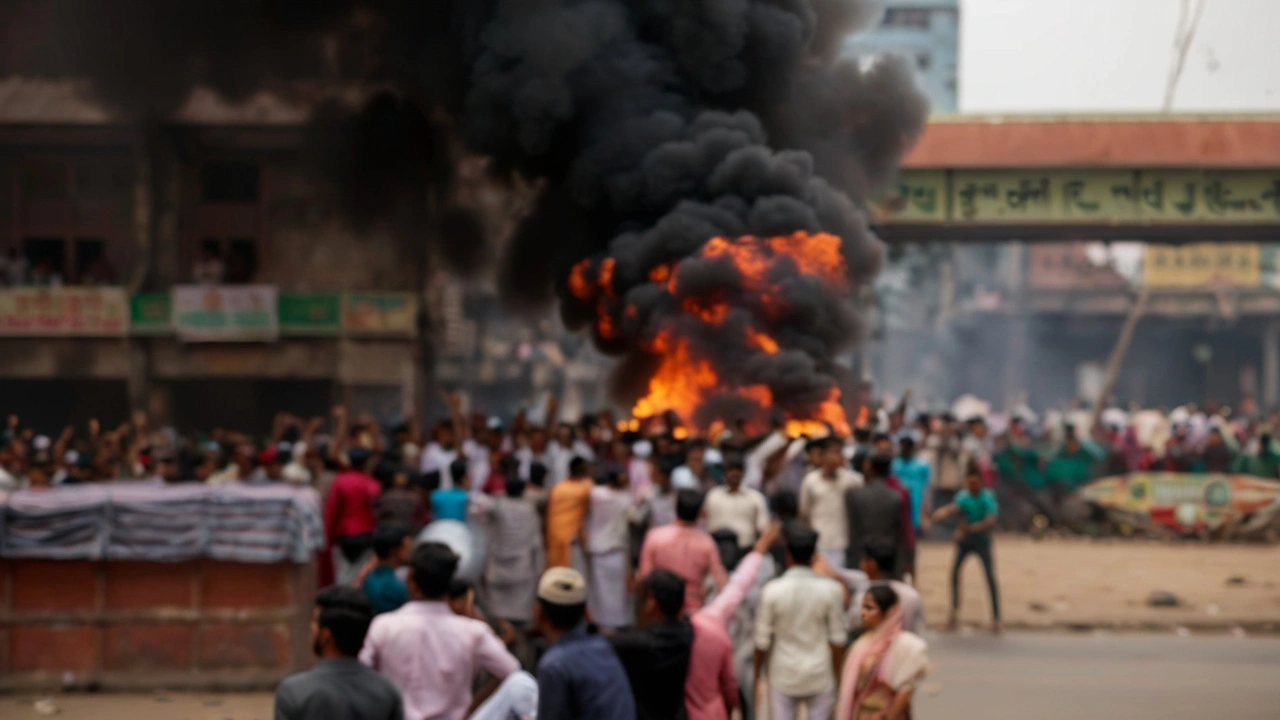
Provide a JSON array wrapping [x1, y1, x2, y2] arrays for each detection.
[[842, 0, 959, 112]]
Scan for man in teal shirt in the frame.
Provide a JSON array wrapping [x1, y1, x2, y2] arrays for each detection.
[[362, 526, 411, 615], [431, 459, 472, 523], [932, 463, 1001, 634], [891, 435, 931, 531]]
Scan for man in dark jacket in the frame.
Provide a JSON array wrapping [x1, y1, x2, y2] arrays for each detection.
[[611, 569, 695, 720], [845, 454, 908, 579], [274, 586, 403, 720]]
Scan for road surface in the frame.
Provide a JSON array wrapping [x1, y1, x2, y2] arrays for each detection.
[[6, 634, 1279, 719], [914, 632, 1280, 720]]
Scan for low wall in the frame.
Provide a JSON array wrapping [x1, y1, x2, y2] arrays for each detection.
[[0, 557, 315, 690]]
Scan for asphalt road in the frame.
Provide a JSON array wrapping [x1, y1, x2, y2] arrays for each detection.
[[914, 632, 1280, 720], [8, 634, 1280, 720]]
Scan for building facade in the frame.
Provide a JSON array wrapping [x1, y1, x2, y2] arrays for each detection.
[[841, 0, 959, 112]]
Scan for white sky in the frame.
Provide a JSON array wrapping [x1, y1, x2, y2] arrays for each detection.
[[960, 0, 1280, 113]]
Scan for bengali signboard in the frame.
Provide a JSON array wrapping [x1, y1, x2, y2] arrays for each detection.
[[0, 287, 128, 336], [1143, 243, 1260, 288], [129, 292, 172, 334], [343, 292, 417, 337], [172, 285, 279, 342], [279, 294, 342, 335], [876, 170, 1280, 225]]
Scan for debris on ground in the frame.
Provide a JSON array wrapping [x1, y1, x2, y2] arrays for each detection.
[[1147, 591, 1182, 607], [1226, 576, 1247, 586], [1029, 601, 1048, 612], [33, 698, 59, 716]]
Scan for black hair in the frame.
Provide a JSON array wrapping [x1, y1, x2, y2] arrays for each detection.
[[853, 427, 872, 442], [722, 454, 745, 473], [863, 542, 897, 576], [448, 458, 469, 484], [372, 525, 409, 560], [347, 446, 372, 470], [655, 455, 681, 478], [538, 598, 586, 631], [898, 435, 917, 450], [642, 569, 686, 619], [410, 542, 458, 599], [505, 475, 527, 498], [822, 436, 844, 451], [868, 454, 893, 479], [315, 585, 373, 657], [448, 578, 473, 601], [769, 489, 799, 521], [686, 438, 709, 451], [804, 438, 825, 453], [419, 470, 442, 493], [675, 489, 705, 523], [528, 462, 548, 488], [373, 460, 398, 489], [569, 456, 589, 477], [872, 432, 891, 445], [866, 584, 900, 614], [782, 521, 818, 565]]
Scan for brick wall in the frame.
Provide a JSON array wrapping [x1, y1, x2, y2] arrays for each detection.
[[0, 558, 314, 690]]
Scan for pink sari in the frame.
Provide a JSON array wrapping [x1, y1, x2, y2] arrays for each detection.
[[836, 605, 927, 720]]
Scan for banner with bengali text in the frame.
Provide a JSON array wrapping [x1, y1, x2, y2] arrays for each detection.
[[172, 285, 279, 342], [0, 287, 129, 336]]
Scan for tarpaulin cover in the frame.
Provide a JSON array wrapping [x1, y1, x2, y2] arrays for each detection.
[[0, 483, 324, 563]]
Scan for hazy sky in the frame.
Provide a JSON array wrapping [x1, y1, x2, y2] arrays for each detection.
[[960, 0, 1280, 113]]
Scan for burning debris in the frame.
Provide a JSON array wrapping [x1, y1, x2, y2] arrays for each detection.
[[12, 0, 929, 431]]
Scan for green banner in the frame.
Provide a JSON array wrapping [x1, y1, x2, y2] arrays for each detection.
[[129, 292, 172, 333], [279, 293, 342, 335]]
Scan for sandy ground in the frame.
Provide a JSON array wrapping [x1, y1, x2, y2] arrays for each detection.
[[917, 535, 1280, 631], [5, 536, 1280, 719]]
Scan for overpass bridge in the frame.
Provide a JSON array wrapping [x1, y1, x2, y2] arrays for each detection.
[[874, 115, 1280, 243]]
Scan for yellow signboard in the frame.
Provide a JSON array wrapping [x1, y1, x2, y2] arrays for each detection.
[[876, 170, 1280, 225], [1144, 243, 1260, 288]]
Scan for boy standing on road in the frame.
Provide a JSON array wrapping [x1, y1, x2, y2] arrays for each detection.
[[933, 462, 1001, 634]]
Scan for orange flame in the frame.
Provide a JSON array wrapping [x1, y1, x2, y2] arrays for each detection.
[[569, 231, 853, 434]]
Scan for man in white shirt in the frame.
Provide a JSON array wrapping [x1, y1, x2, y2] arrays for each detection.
[[704, 457, 769, 552], [753, 522, 847, 720], [585, 468, 634, 632], [671, 440, 710, 490], [547, 424, 594, 487], [799, 437, 863, 569]]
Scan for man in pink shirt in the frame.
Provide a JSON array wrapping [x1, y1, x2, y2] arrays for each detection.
[[686, 521, 782, 720], [638, 489, 728, 615], [361, 542, 520, 720]]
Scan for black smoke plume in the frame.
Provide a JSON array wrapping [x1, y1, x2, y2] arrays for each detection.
[[7, 0, 928, 426]]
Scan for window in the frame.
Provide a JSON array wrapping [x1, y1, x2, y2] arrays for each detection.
[[21, 160, 70, 200], [883, 8, 931, 29], [22, 237, 66, 283], [201, 163, 260, 204], [225, 237, 259, 284]]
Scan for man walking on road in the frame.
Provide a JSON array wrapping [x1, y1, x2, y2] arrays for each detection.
[[275, 586, 403, 720], [754, 522, 848, 720]]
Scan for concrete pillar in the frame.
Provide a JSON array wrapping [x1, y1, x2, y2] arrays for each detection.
[[1263, 321, 1280, 410]]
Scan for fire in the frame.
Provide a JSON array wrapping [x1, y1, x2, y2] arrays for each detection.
[[746, 328, 779, 354], [573, 230, 854, 434]]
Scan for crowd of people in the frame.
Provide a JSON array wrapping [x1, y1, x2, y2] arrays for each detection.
[[8, 390, 1279, 719]]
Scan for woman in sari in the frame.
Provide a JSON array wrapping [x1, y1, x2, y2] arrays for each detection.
[[836, 585, 929, 720]]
